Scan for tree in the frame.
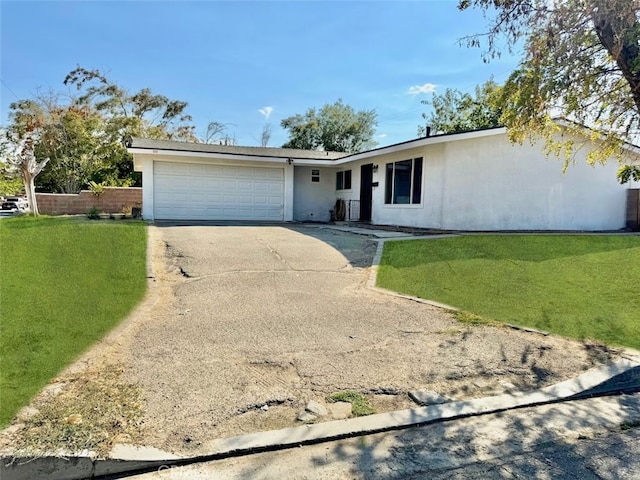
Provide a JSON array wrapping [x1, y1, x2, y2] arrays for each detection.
[[9, 96, 118, 193], [204, 121, 228, 144], [3, 67, 198, 193], [0, 171, 23, 196], [281, 99, 377, 153], [458, 0, 640, 182], [260, 123, 272, 147], [64, 66, 197, 143], [7, 94, 127, 193], [418, 79, 503, 136], [0, 133, 49, 215]]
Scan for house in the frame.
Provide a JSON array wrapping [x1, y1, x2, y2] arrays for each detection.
[[127, 127, 640, 231]]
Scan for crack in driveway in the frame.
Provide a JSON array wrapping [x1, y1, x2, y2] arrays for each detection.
[[256, 236, 292, 269], [41, 224, 623, 456]]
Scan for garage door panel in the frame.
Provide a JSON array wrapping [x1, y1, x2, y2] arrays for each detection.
[[269, 183, 283, 193], [237, 195, 254, 204], [266, 170, 283, 180], [237, 180, 255, 191], [154, 162, 175, 175], [236, 169, 255, 179], [154, 161, 284, 220]]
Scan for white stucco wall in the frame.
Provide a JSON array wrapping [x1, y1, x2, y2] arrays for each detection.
[[283, 163, 295, 221], [370, 133, 633, 231], [293, 166, 337, 222], [138, 155, 154, 221], [133, 132, 638, 229], [293, 160, 381, 222]]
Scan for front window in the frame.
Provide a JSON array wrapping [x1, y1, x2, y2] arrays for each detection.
[[336, 170, 352, 190], [385, 158, 423, 204]]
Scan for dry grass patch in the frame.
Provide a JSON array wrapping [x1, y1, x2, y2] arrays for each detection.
[[11, 364, 145, 458]]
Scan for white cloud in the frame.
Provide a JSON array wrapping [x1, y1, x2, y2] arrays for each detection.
[[259, 106, 273, 119], [378, 133, 387, 138], [407, 83, 437, 95]]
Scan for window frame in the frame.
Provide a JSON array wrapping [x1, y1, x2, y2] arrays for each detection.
[[384, 157, 423, 205], [336, 169, 352, 191]]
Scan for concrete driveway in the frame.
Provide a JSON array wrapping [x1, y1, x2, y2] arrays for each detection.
[[119, 224, 619, 454]]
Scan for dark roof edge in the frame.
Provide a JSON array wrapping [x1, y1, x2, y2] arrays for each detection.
[[129, 144, 303, 160], [128, 122, 639, 161], [126, 128, 506, 161]]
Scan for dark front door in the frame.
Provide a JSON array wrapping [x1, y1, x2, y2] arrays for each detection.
[[360, 163, 373, 222]]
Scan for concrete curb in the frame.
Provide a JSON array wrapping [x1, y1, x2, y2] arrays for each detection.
[[2, 358, 638, 480]]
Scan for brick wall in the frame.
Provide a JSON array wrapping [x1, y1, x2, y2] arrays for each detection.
[[627, 189, 640, 231], [36, 187, 142, 215]]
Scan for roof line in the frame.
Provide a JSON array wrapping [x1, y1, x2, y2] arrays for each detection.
[[131, 145, 281, 159], [126, 127, 507, 161], [343, 126, 507, 160], [128, 144, 341, 161]]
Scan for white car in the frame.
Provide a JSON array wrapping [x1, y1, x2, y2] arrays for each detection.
[[1, 197, 29, 213]]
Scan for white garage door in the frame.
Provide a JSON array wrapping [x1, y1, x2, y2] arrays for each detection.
[[153, 162, 284, 220]]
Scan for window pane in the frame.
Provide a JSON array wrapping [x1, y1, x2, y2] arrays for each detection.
[[412, 157, 423, 204], [393, 160, 412, 204], [344, 170, 352, 190], [385, 164, 393, 204], [336, 171, 343, 190]]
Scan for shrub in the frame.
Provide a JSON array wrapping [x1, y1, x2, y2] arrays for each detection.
[[86, 207, 100, 220]]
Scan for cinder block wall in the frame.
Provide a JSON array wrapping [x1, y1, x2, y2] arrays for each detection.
[[36, 187, 142, 215], [627, 189, 640, 231]]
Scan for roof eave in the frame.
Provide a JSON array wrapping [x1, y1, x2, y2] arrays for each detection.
[[128, 147, 341, 164]]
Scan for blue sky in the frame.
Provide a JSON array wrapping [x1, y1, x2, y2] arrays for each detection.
[[1, 0, 521, 148]]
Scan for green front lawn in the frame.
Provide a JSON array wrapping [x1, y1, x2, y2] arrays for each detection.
[[0, 216, 147, 426], [377, 235, 640, 350]]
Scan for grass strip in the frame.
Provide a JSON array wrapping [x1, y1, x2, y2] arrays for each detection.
[[377, 235, 640, 349], [0, 216, 147, 426]]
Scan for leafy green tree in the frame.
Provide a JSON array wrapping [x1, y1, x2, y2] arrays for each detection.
[[0, 174, 23, 196], [418, 79, 503, 136], [7, 96, 124, 193], [4, 67, 198, 193], [281, 99, 377, 153], [458, 0, 640, 182], [64, 67, 197, 143]]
